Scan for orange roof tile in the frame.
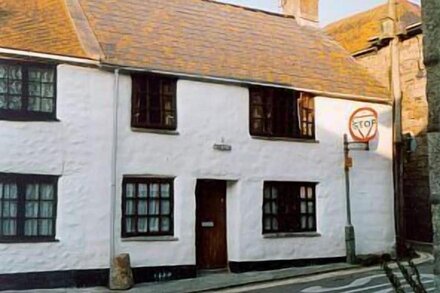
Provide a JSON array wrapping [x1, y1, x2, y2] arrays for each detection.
[[0, 0, 91, 58], [325, 0, 421, 54], [0, 0, 389, 101]]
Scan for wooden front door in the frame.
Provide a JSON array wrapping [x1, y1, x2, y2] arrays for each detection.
[[196, 180, 227, 270]]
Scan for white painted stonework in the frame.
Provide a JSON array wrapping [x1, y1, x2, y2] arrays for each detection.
[[0, 64, 395, 274]]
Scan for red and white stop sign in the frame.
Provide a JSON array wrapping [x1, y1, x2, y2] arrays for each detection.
[[349, 108, 378, 142]]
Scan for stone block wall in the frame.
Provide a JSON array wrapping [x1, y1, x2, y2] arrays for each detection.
[[357, 34, 432, 243]]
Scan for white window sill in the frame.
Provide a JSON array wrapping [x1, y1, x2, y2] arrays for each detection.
[[121, 236, 179, 242], [131, 127, 179, 136], [251, 136, 319, 143], [263, 232, 321, 239]]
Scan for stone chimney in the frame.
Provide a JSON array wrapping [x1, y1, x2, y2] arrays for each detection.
[[280, 0, 319, 27]]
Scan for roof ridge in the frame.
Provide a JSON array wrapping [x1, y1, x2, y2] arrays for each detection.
[[202, 0, 296, 20], [64, 0, 103, 60]]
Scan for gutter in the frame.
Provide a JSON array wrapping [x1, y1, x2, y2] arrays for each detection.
[[0, 47, 99, 66]]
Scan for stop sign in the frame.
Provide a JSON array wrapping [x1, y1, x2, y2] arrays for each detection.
[[349, 107, 378, 142]]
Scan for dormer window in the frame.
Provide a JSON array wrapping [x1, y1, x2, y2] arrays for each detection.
[[131, 74, 177, 130], [0, 60, 56, 121], [249, 86, 315, 139]]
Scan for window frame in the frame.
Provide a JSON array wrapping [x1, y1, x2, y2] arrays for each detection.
[[0, 59, 57, 121], [262, 181, 317, 235], [121, 177, 174, 238], [131, 73, 177, 131], [249, 86, 315, 140], [0, 173, 59, 243]]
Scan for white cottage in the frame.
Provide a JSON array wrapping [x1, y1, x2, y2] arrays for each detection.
[[0, 0, 394, 290]]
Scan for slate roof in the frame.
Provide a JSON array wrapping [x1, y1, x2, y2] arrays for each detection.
[[0, 0, 389, 101], [325, 0, 421, 54]]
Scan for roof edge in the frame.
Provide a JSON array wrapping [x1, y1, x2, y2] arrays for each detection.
[[63, 0, 103, 61], [101, 62, 391, 105]]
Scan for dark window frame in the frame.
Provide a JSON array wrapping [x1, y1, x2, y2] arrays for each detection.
[[249, 87, 315, 139], [121, 177, 174, 238], [0, 173, 59, 243], [0, 59, 57, 121], [262, 181, 317, 234], [131, 73, 177, 130]]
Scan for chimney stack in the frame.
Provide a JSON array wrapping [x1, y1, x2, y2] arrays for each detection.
[[280, 0, 319, 27]]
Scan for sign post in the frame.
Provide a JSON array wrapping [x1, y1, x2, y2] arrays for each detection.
[[344, 108, 378, 264]]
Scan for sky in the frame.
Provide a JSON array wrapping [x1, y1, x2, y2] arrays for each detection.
[[219, 0, 421, 26]]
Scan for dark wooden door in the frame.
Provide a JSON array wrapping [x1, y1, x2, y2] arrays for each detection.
[[196, 180, 227, 270]]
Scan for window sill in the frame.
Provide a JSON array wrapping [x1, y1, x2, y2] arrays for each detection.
[[263, 232, 321, 239], [131, 127, 179, 136], [0, 238, 59, 244], [251, 136, 319, 143], [121, 236, 179, 242]]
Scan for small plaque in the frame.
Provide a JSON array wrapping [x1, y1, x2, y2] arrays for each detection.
[[201, 221, 214, 228]]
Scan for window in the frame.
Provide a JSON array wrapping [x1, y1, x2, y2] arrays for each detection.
[[122, 177, 174, 237], [249, 87, 315, 139], [0, 173, 58, 242], [263, 182, 316, 234], [131, 74, 177, 130], [0, 60, 56, 121]]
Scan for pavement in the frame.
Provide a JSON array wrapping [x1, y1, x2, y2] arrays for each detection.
[[4, 252, 432, 293]]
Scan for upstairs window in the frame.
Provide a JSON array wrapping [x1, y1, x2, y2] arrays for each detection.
[[0, 173, 58, 242], [122, 177, 174, 237], [131, 74, 177, 130], [0, 60, 56, 121], [250, 87, 315, 139], [263, 182, 316, 234]]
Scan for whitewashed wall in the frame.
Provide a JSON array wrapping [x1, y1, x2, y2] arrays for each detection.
[[0, 64, 395, 274]]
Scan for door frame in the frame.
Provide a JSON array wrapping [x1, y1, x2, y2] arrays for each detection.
[[195, 179, 228, 270]]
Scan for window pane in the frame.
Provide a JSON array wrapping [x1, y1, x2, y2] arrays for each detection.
[[0, 65, 7, 78], [264, 187, 271, 199], [308, 216, 315, 229], [148, 199, 159, 215], [149, 217, 159, 232], [8, 66, 22, 80], [24, 220, 38, 236], [28, 97, 41, 111], [272, 218, 279, 231], [160, 200, 170, 215], [161, 217, 170, 232], [125, 200, 135, 215], [301, 201, 307, 213], [4, 183, 17, 199], [264, 202, 271, 214], [308, 201, 314, 213], [8, 96, 21, 110], [161, 183, 170, 198], [137, 200, 148, 215], [301, 216, 307, 229], [307, 187, 314, 199], [40, 202, 53, 217], [29, 82, 41, 96], [39, 219, 52, 236], [300, 187, 306, 199], [25, 202, 39, 218], [264, 217, 272, 231], [2, 219, 17, 236], [138, 218, 148, 233], [3, 201, 17, 217], [150, 184, 159, 198], [0, 81, 7, 94], [125, 218, 135, 233], [41, 98, 53, 113], [138, 184, 148, 198], [126, 184, 135, 198], [0, 95, 6, 109], [26, 184, 39, 200], [40, 184, 54, 200]]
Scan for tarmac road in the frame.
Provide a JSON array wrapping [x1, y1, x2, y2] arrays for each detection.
[[224, 260, 435, 293]]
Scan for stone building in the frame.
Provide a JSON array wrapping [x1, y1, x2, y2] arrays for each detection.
[[0, 0, 395, 290], [326, 0, 431, 244]]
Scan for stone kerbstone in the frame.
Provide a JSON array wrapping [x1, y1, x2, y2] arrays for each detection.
[[109, 253, 134, 290]]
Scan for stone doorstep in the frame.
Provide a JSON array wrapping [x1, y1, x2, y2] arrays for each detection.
[[130, 252, 432, 293]]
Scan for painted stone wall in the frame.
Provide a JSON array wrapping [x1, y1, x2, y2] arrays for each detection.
[[0, 64, 395, 275], [357, 35, 432, 243]]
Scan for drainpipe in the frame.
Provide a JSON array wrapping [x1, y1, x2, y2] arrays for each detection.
[[110, 69, 120, 273], [388, 0, 406, 256]]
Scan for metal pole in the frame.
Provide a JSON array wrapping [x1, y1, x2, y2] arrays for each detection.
[[344, 134, 356, 264]]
